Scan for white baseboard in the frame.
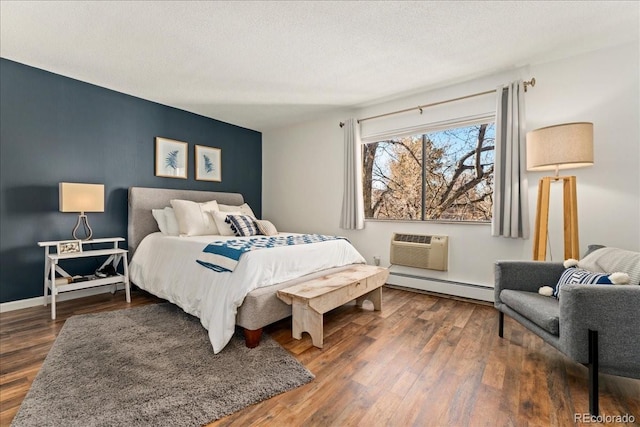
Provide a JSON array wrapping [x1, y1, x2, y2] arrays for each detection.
[[387, 271, 494, 302], [3, 272, 492, 312], [0, 284, 126, 313]]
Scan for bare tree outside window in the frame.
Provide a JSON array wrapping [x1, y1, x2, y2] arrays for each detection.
[[363, 122, 495, 221]]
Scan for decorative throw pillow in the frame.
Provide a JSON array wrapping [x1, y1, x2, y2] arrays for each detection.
[[578, 247, 640, 286], [210, 210, 241, 236], [255, 219, 278, 236], [170, 199, 220, 236], [226, 214, 261, 237], [553, 267, 629, 297]]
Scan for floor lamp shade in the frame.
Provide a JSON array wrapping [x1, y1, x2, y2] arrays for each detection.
[[59, 182, 105, 240], [526, 122, 594, 261], [526, 122, 594, 172]]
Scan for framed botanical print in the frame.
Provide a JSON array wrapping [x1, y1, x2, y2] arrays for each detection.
[[195, 145, 222, 182], [155, 137, 188, 179]]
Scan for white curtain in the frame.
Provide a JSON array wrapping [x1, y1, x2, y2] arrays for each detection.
[[340, 118, 365, 230], [491, 81, 529, 239]]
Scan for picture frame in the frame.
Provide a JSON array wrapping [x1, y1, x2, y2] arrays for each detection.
[[155, 137, 188, 179], [195, 145, 222, 182], [57, 240, 82, 255]]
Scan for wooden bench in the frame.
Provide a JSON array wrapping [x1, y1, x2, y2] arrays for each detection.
[[277, 265, 389, 348]]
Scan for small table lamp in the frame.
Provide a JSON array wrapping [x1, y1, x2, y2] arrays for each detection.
[[526, 122, 594, 261], [59, 182, 105, 240]]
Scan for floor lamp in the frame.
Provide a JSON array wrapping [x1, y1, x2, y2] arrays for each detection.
[[526, 122, 594, 261]]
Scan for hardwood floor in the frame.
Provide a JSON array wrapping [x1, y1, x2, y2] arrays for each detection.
[[1, 287, 638, 426]]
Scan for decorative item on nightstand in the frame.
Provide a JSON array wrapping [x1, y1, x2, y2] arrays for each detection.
[[59, 182, 105, 240], [526, 122, 594, 261], [56, 239, 82, 255]]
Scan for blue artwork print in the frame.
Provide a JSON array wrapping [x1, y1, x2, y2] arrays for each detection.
[[203, 154, 214, 173], [165, 150, 179, 170], [195, 146, 221, 181]]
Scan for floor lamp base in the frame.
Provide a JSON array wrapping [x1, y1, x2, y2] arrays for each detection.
[[532, 176, 580, 261]]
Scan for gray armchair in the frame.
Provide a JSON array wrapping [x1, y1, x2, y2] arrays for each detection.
[[494, 258, 640, 416]]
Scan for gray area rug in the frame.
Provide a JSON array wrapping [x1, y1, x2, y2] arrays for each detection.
[[11, 303, 314, 427]]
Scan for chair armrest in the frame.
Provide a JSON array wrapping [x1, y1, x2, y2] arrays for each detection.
[[560, 284, 640, 376], [494, 261, 565, 305]]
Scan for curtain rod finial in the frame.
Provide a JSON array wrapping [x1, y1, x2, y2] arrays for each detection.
[[524, 77, 536, 92]]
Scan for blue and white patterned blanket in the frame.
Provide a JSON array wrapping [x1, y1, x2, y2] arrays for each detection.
[[196, 234, 348, 273]]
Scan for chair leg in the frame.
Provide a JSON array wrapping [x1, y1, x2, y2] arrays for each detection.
[[588, 329, 599, 417], [498, 311, 504, 338]]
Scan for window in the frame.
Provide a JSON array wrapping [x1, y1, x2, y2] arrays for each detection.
[[362, 120, 495, 222]]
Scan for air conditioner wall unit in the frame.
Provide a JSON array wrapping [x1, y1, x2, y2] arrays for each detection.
[[390, 233, 449, 271]]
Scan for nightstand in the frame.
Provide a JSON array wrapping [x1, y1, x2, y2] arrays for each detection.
[[38, 237, 131, 319]]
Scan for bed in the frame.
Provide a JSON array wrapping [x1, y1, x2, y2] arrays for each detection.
[[127, 186, 366, 353]]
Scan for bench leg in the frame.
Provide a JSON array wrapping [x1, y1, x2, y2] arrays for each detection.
[[243, 328, 263, 348], [292, 303, 324, 348], [356, 287, 382, 311]]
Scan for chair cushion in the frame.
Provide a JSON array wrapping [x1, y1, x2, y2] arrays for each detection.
[[500, 289, 560, 335]]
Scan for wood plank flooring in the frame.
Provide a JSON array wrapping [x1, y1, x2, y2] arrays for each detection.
[[1, 287, 638, 426]]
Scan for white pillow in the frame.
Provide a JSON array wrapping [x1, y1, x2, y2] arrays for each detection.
[[163, 207, 180, 236], [170, 199, 220, 236], [218, 203, 256, 218], [151, 209, 168, 234], [210, 210, 242, 236]]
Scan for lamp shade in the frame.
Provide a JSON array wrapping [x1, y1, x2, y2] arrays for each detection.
[[526, 122, 594, 172], [59, 182, 105, 213]]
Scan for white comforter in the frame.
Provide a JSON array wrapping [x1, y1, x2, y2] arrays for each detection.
[[129, 232, 365, 353]]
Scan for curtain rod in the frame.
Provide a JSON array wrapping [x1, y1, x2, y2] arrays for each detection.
[[339, 77, 536, 128]]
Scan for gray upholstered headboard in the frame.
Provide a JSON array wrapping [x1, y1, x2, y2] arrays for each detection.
[[127, 187, 244, 256]]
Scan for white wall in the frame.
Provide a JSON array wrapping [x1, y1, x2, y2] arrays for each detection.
[[263, 42, 640, 291], [526, 42, 640, 259]]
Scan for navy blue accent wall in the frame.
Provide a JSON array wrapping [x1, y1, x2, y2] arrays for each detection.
[[0, 58, 262, 303]]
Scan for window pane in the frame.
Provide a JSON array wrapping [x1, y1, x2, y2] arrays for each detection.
[[363, 137, 423, 220], [363, 122, 495, 222]]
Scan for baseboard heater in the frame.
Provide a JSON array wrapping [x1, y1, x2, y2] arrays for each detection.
[[386, 270, 494, 302]]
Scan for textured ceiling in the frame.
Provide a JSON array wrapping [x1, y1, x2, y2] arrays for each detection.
[[1, 1, 638, 131]]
